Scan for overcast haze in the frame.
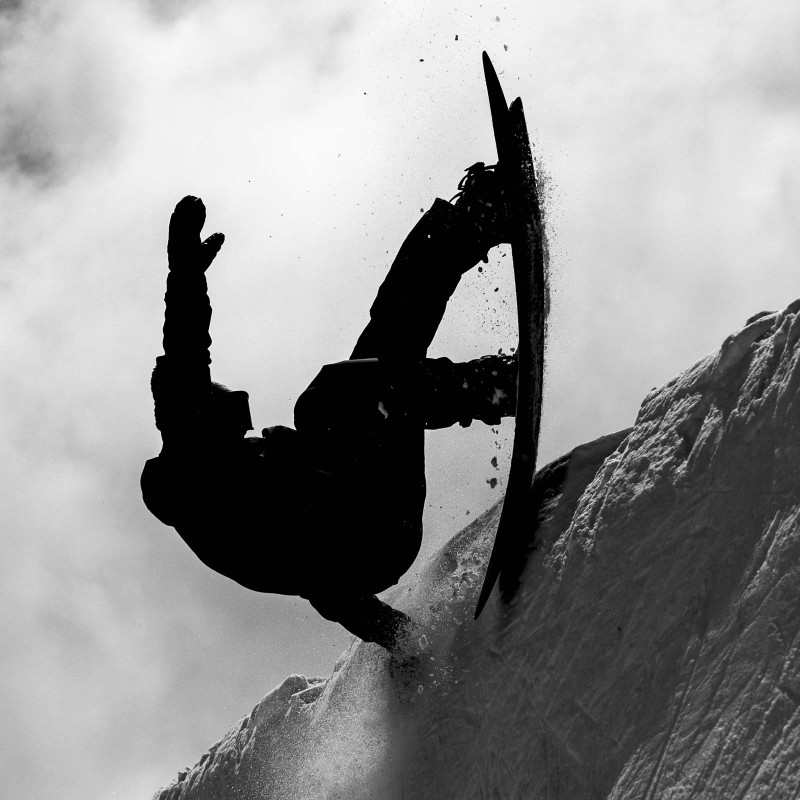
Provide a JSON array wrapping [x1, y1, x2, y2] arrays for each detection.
[[3, 0, 800, 797]]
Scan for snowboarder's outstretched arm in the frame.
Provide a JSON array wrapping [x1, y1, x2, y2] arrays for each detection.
[[151, 196, 225, 450]]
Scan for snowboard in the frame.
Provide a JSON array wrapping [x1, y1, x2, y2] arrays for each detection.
[[474, 52, 547, 619]]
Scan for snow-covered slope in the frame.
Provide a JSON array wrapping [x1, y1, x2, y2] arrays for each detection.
[[154, 300, 800, 800]]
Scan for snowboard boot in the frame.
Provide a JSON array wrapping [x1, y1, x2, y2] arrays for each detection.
[[450, 162, 510, 265], [423, 353, 518, 429]]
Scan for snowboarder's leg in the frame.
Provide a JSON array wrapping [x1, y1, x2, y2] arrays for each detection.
[[294, 352, 517, 435], [350, 164, 508, 362], [295, 167, 510, 649]]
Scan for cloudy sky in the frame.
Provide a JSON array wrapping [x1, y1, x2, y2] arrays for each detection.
[[3, 0, 800, 797]]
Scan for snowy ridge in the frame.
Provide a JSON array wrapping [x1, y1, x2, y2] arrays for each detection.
[[154, 299, 800, 800]]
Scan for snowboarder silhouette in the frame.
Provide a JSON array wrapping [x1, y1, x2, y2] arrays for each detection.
[[141, 165, 515, 652]]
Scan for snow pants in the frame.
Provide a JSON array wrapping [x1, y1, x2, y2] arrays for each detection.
[[295, 200, 485, 642]]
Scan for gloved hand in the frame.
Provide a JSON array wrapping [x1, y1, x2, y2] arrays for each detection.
[[167, 195, 225, 274]]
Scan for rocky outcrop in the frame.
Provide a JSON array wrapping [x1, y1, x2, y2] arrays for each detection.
[[154, 300, 800, 800]]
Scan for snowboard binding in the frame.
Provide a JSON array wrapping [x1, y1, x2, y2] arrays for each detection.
[[450, 161, 510, 263]]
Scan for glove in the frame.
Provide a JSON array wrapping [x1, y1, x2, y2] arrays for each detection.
[[167, 195, 225, 274]]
